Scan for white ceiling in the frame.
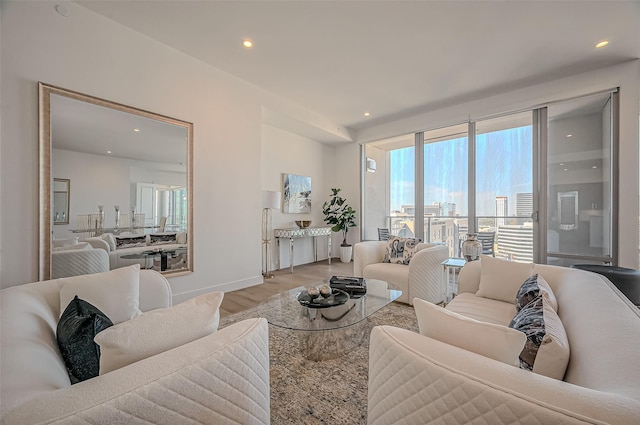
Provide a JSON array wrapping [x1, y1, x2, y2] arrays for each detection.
[[51, 93, 188, 166], [75, 0, 640, 139]]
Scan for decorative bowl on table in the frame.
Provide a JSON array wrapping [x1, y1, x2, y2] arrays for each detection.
[[295, 220, 312, 228], [297, 288, 349, 308]]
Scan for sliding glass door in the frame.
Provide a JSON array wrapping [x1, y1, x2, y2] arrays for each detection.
[[475, 112, 534, 262], [361, 90, 618, 266], [423, 123, 468, 256], [545, 92, 616, 265]]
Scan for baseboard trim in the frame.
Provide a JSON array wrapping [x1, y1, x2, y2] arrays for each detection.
[[171, 275, 264, 304]]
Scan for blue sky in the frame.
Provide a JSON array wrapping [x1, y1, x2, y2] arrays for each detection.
[[390, 126, 533, 215]]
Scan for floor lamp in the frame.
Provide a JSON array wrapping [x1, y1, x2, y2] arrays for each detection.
[[262, 190, 281, 279]]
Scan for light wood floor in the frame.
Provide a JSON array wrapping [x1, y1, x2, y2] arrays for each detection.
[[219, 259, 354, 317]]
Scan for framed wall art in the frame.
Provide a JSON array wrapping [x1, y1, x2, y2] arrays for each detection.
[[282, 173, 311, 214]]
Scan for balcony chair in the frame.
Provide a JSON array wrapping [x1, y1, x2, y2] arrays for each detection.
[[378, 228, 390, 241], [477, 231, 495, 256]]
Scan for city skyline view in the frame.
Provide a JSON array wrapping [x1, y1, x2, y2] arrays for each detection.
[[390, 125, 533, 216]]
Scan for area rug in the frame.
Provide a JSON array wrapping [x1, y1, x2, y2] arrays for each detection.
[[219, 302, 418, 424]]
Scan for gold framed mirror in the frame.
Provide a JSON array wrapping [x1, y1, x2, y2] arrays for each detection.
[[39, 82, 193, 280]]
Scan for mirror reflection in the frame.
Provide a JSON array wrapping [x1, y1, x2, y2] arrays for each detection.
[[53, 178, 70, 225], [39, 83, 193, 280]]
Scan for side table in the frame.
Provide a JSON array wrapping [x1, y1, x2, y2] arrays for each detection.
[[441, 257, 466, 304], [274, 227, 332, 273]]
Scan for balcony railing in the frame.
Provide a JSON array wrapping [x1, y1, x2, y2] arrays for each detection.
[[386, 215, 533, 261]]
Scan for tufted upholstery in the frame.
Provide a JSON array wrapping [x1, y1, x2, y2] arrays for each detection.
[[51, 247, 109, 279], [0, 270, 270, 424], [367, 260, 640, 424], [354, 241, 448, 305]]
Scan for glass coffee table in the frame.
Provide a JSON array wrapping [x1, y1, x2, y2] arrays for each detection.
[[257, 279, 401, 361]]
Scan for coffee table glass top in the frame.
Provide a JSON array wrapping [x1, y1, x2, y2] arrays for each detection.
[[257, 279, 401, 331]]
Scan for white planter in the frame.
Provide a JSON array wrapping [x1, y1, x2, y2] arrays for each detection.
[[339, 246, 353, 263]]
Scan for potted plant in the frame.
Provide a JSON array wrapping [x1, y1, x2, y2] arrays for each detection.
[[322, 188, 357, 263]]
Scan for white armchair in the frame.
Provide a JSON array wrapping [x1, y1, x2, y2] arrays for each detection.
[[51, 244, 110, 279], [353, 241, 448, 305]]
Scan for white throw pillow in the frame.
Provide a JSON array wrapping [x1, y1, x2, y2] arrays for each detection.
[[101, 233, 116, 251], [52, 242, 92, 252], [95, 291, 224, 374], [52, 237, 79, 248], [414, 298, 526, 367], [59, 265, 142, 325], [476, 255, 535, 303]]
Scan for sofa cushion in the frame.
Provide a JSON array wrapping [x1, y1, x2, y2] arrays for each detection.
[[476, 255, 534, 303], [515, 274, 558, 312], [415, 298, 526, 367], [383, 237, 420, 265], [446, 292, 516, 326], [56, 296, 113, 383], [509, 295, 570, 379], [115, 235, 147, 249], [95, 291, 224, 374], [59, 265, 142, 325]]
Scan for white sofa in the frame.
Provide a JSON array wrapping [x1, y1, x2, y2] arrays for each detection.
[[0, 269, 270, 424], [354, 241, 449, 305], [367, 259, 640, 424], [85, 233, 187, 271]]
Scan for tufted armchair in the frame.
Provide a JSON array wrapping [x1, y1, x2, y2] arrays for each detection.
[[353, 241, 448, 305]]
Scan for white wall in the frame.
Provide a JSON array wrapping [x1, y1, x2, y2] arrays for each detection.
[[357, 61, 640, 268], [51, 149, 185, 239], [0, 1, 348, 297], [363, 145, 388, 241], [261, 124, 334, 268]]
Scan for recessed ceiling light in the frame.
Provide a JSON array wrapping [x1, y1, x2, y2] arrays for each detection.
[[559, 163, 564, 166], [364, 112, 371, 117], [563, 168, 568, 171], [592, 165, 598, 169], [595, 40, 609, 48], [133, 128, 140, 132], [106, 150, 112, 154], [566, 134, 573, 138], [242, 39, 253, 48]]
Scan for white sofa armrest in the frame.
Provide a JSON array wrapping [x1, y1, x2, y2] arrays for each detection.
[[408, 244, 448, 304], [368, 326, 640, 425], [2, 318, 270, 425], [51, 248, 109, 279], [83, 237, 110, 253], [354, 241, 386, 276], [457, 258, 481, 294]]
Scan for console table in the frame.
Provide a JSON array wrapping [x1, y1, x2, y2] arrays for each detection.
[[274, 226, 332, 273]]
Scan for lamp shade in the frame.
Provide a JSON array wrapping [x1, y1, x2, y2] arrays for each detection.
[[262, 190, 281, 209]]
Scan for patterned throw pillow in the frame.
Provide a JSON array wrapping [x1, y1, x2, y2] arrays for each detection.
[[508, 293, 570, 379], [515, 274, 558, 312], [56, 296, 113, 383], [115, 235, 147, 249], [149, 233, 178, 246], [509, 296, 544, 370], [383, 237, 420, 265], [515, 274, 541, 311]]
